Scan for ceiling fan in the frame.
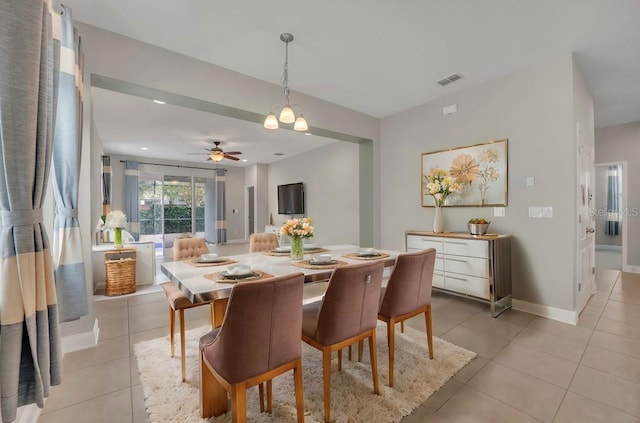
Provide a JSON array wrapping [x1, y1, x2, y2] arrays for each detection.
[[187, 141, 242, 162]]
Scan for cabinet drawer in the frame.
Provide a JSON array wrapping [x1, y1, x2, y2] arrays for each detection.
[[406, 235, 443, 254], [435, 256, 444, 272], [443, 238, 488, 258], [432, 271, 445, 289], [444, 256, 489, 278], [444, 274, 490, 300]]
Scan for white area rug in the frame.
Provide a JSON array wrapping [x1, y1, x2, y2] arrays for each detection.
[[134, 324, 475, 422]]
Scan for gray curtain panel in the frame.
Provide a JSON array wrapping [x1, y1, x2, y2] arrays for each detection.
[[52, 5, 88, 323], [605, 165, 621, 235], [124, 160, 140, 240], [205, 169, 227, 243], [101, 154, 111, 218], [0, 1, 62, 421]]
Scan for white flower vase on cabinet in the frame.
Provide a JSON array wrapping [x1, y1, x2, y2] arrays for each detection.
[[433, 207, 444, 233]]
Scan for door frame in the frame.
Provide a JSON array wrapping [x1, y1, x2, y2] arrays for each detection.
[[594, 161, 628, 272]]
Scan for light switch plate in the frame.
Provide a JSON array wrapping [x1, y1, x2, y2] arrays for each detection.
[[526, 176, 535, 187], [493, 207, 505, 217], [529, 206, 553, 218]]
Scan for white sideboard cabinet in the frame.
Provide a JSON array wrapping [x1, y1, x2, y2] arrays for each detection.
[[405, 231, 512, 317]]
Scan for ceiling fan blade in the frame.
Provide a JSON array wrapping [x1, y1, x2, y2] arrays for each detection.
[[224, 151, 242, 155], [223, 154, 240, 161]]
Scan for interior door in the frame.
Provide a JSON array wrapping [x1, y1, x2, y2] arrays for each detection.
[[577, 124, 596, 315], [247, 186, 255, 236]]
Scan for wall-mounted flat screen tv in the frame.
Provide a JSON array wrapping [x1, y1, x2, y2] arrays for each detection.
[[277, 182, 305, 215]]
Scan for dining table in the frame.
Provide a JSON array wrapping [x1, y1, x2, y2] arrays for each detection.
[[160, 244, 400, 327]]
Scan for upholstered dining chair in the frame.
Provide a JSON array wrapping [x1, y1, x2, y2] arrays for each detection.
[[377, 248, 436, 387], [199, 273, 306, 422], [302, 260, 384, 423], [160, 236, 213, 382], [248, 232, 279, 253]]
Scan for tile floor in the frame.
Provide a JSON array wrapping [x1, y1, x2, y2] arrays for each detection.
[[39, 268, 640, 422]]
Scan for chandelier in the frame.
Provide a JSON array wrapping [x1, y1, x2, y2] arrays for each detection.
[[264, 33, 308, 132]]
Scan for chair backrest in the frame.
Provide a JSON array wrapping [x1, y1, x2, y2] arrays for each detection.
[[249, 232, 279, 253], [379, 248, 436, 318], [313, 261, 384, 345], [202, 273, 305, 384], [172, 237, 209, 260]]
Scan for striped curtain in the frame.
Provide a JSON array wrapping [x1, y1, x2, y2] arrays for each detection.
[[205, 169, 227, 243], [52, 5, 87, 323], [124, 160, 139, 240], [605, 165, 622, 235], [0, 0, 62, 421], [101, 155, 111, 218]]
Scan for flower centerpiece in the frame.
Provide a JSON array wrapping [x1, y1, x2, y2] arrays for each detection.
[[104, 210, 127, 248], [423, 167, 462, 233], [280, 218, 314, 260]]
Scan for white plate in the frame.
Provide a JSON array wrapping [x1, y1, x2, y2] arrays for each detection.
[[197, 257, 226, 263], [273, 246, 291, 252]]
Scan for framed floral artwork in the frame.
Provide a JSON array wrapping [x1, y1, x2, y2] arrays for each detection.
[[421, 139, 508, 207]]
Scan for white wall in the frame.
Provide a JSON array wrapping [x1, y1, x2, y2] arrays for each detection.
[[379, 55, 589, 313], [268, 141, 360, 246], [596, 121, 640, 270]]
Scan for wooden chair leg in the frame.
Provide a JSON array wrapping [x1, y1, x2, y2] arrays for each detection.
[[348, 344, 352, 361], [200, 354, 227, 418], [387, 320, 396, 387], [293, 359, 305, 423], [426, 305, 434, 359], [169, 307, 175, 358], [266, 379, 273, 413], [400, 320, 405, 333], [322, 348, 332, 423], [258, 383, 264, 412], [179, 308, 186, 382], [230, 382, 247, 423], [337, 348, 342, 371], [358, 339, 364, 362], [369, 330, 380, 395]]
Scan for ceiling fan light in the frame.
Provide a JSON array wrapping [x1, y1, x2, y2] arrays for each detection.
[[293, 116, 308, 131], [210, 152, 224, 162], [264, 113, 279, 129], [279, 106, 295, 123]]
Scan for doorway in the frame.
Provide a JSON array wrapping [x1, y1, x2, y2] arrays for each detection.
[[594, 162, 626, 271], [247, 186, 255, 237]]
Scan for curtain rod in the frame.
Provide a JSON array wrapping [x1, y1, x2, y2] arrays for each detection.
[[119, 160, 226, 172]]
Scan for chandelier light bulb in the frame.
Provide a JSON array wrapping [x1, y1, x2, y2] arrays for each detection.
[[279, 106, 295, 123], [293, 116, 308, 131], [264, 113, 279, 129]]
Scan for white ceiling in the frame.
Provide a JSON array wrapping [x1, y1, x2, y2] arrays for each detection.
[[68, 0, 640, 164]]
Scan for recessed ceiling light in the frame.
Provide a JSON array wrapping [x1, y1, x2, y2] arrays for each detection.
[[304, 132, 312, 136], [141, 147, 149, 150], [152, 99, 166, 104], [241, 159, 248, 162]]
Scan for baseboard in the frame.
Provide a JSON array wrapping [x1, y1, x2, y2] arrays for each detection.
[[15, 404, 43, 423], [61, 318, 100, 354], [623, 264, 640, 274], [512, 299, 577, 325], [596, 244, 622, 251]]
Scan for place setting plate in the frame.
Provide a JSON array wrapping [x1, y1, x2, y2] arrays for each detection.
[[343, 248, 390, 261]]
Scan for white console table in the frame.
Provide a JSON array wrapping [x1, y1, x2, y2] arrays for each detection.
[[92, 242, 156, 292], [406, 231, 512, 317]]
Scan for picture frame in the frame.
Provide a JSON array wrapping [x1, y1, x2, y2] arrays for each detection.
[[421, 138, 508, 207]]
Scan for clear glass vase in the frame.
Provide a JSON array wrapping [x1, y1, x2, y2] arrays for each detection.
[[114, 227, 123, 248], [290, 237, 304, 261]]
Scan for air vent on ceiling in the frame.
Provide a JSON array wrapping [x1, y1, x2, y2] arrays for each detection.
[[437, 73, 463, 86], [274, 153, 285, 156]]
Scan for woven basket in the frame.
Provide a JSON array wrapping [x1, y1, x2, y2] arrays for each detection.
[[105, 249, 136, 296]]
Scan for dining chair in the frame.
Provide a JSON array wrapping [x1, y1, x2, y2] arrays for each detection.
[[248, 232, 279, 253], [160, 236, 213, 382], [302, 260, 384, 423], [199, 273, 306, 422], [377, 248, 436, 387]]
